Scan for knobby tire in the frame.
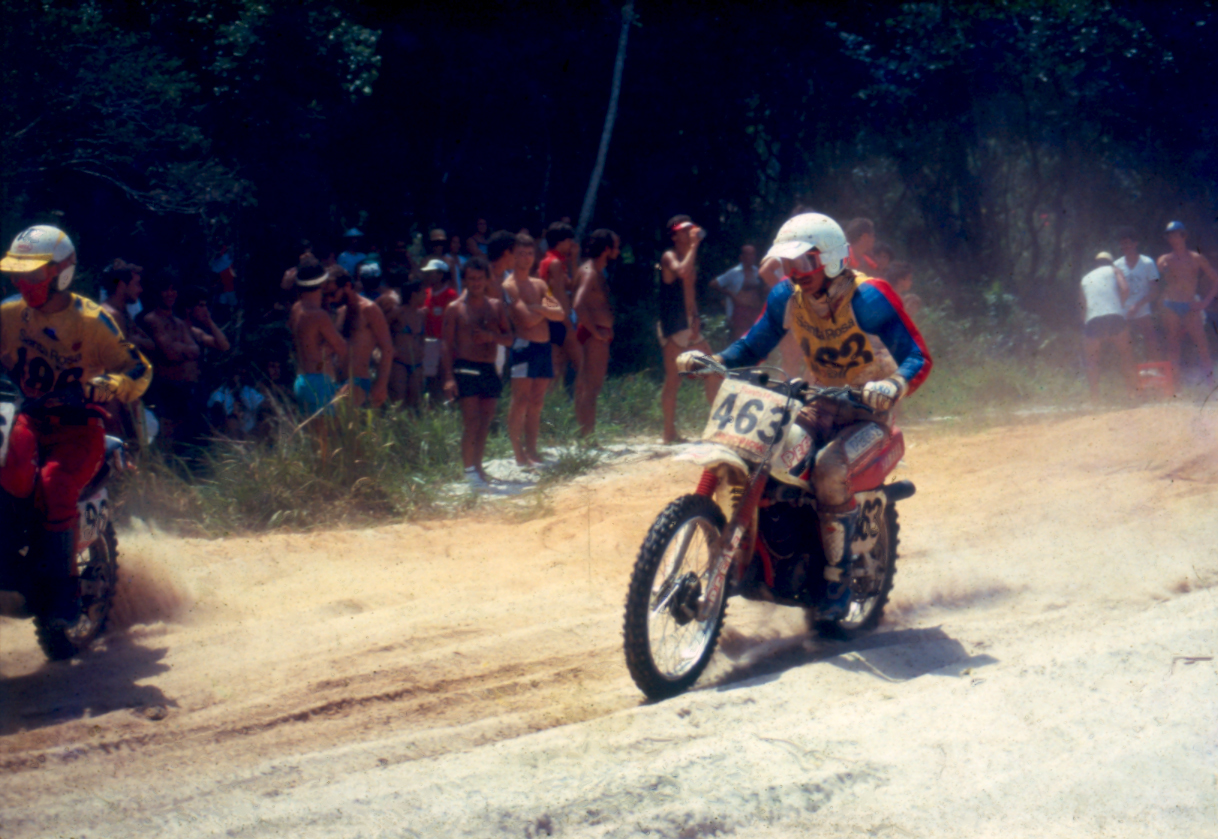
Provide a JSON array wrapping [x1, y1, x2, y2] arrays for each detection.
[[35, 523, 119, 661]]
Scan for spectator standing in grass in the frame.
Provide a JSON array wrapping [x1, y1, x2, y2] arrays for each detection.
[[573, 229, 620, 437], [710, 244, 766, 339], [100, 260, 154, 355], [845, 218, 878, 273], [466, 218, 490, 257], [421, 258, 457, 402], [504, 233, 565, 468], [871, 242, 894, 278], [658, 215, 719, 444], [1080, 251, 1136, 402], [290, 260, 347, 417], [538, 221, 583, 392], [380, 277, 425, 410], [1115, 226, 1162, 362], [486, 229, 518, 377], [1156, 221, 1216, 383], [141, 273, 202, 446], [425, 228, 462, 291], [887, 262, 922, 319], [332, 269, 393, 408], [442, 256, 513, 489]]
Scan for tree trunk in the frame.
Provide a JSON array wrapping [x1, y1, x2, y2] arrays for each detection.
[[576, 1, 634, 242]]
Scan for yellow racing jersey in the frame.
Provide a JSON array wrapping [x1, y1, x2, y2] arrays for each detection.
[[785, 273, 896, 388], [0, 293, 152, 402]]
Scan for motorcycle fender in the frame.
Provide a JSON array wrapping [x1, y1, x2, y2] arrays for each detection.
[[76, 488, 109, 553], [672, 442, 751, 474], [851, 490, 887, 556]]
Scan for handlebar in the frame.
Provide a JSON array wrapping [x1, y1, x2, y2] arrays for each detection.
[[678, 354, 872, 413]]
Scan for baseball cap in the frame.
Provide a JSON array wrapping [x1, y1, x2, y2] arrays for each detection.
[[670, 221, 695, 232], [295, 261, 329, 288], [358, 261, 382, 279], [1, 225, 75, 273], [344, 227, 364, 238], [1095, 251, 1114, 263], [429, 228, 448, 242], [422, 258, 450, 273], [1165, 220, 1187, 234]]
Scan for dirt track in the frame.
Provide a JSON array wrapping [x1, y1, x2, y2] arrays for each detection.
[[2, 402, 1217, 837]]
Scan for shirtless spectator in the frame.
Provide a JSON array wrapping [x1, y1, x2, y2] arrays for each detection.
[[99, 260, 154, 443], [887, 262, 923, 319], [710, 244, 766, 339], [100, 260, 154, 355], [141, 273, 203, 445], [1080, 251, 1136, 402], [332, 269, 393, 407], [181, 286, 232, 362], [442, 257, 513, 489], [379, 276, 425, 410], [658, 215, 719, 444], [421, 258, 458, 402], [538, 221, 583, 391], [486, 230, 518, 376], [504, 233, 565, 467], [573, 229, 620, 437], [1156, 221, 1216, 382], [289, 260, 347, 417], [872, 242, 894, 278], [1114, 227, 1162, 362], [466, 218, 490, 257], [845, 218, 879, 273], [487, 230, 517, 300], [337, 228, 367, 278]]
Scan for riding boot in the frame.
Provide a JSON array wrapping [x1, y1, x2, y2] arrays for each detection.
[[817, 504, 860, 620], [36, 529, 80, 629]]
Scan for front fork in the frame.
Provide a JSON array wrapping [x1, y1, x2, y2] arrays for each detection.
[[695, 466, 766, 621]]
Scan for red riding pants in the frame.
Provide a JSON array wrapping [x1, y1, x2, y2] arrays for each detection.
[[0, 414, 105, 532]]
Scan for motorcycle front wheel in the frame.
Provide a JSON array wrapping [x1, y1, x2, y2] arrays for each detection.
[[36, 523, 119, 661], [623, 495, 727, 700]]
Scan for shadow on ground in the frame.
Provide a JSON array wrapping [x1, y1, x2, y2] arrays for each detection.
[[0, 633, 176, 735], [708, 625, 997, 693]]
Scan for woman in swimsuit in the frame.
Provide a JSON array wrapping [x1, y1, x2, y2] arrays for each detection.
[[379, 281, 426, 410]]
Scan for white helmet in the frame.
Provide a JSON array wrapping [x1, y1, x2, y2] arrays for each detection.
[[1, 225, 77, 307], [763, 213, 850, 278]]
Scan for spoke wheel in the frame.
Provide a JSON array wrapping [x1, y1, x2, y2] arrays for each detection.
[[809, 503, 899, 641], [623, 495, 727, 699], [36, 524, 118, 661]]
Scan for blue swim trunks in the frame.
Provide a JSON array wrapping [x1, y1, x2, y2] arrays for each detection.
[[294, 372, 338, 415], [1163, 300, 1193, 318], [352, 376, 373, 395]]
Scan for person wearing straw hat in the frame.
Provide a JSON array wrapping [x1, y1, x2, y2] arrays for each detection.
[[289, 259, 347, 416]]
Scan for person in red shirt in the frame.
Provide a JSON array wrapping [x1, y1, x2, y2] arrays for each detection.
[[421, 258, 457, 402]]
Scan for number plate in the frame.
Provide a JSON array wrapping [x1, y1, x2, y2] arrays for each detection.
[[0, 401, 15, 467], [701, 378, 791, 459]]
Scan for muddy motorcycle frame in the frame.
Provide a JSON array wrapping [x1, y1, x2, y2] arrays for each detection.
[[622, 358, 914, 699], [0, 386, 124, 661]]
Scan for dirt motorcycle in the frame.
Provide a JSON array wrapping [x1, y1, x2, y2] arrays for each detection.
[[622, 358, 914, 699], [0, 383, 124, 661]]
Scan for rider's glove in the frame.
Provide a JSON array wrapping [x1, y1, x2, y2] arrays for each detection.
[[861, 376, 907, 412], [83, 375, 119, 404], [675, 350, 715, 374]]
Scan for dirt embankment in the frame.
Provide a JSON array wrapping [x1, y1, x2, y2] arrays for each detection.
[[2, 402, 1216, 838]]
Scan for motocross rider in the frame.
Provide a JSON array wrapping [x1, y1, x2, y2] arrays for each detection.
[[0, 225, 152, 628], [678, 212, 931, 619]]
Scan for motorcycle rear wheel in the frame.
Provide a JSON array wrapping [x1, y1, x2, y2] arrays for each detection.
[[808, 503, 899, 641], [35, 523, 119, 661], [623, 495, 727, 700]]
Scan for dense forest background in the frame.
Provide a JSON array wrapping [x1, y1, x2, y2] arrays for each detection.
[[4, 0, 1217, 371]]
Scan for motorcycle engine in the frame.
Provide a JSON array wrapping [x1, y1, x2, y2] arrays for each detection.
[[758, 500, 826, 603]]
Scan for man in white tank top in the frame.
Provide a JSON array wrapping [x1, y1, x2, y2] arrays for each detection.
[[1079, 251, 1135, 401]]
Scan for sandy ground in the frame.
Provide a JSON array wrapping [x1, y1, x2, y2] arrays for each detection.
[[2, 401, 1216, 837]]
